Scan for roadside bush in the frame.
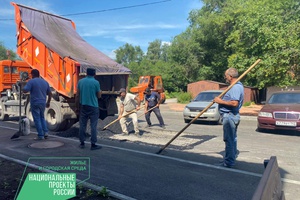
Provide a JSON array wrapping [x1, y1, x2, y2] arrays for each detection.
[[164, 90, 170, 99], [168, 92, 181, 98], [177, 92, 193, 103], [243, 101, 255, 107]]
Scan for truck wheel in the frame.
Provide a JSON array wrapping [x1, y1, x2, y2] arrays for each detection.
[[0, 101, 9, 121], [64, 119, 78, 130], [46, 101, 64, 132]]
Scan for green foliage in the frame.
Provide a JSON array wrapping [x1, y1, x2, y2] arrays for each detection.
[[177, 92, 193, 104], [243, 101, 251, 107], [146, 39, 162, 63], [168, 31, 203, 86], [164, 90, 170, 99], [0, 42, 18, 60], [114, 0, 300, 92], [86, 189, 94, 196], [115, 43, 144, 66], [98, 186, 110, 197], [168, 92, 181, 98]]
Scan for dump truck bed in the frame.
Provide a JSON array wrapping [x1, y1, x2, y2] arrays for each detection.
[[12, 2, 130, 98]]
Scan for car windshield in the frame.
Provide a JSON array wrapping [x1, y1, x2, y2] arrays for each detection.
[[268, 93, 300, 104], [194, 92, 221, 102]]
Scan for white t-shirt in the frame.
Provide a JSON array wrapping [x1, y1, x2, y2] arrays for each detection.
[[120, 93, 137, 112]]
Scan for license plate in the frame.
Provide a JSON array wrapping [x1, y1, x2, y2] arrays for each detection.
[[275, 121, 297, 127]]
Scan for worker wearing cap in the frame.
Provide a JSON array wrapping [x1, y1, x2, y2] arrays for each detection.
[[118, 88, 141, 136]]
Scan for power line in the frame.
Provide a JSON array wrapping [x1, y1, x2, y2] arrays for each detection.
[[62, 0, 172, 16], [0, 0, 172, 21]]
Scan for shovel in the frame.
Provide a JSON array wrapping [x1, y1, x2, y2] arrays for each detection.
[[11, 81, 23, 139]]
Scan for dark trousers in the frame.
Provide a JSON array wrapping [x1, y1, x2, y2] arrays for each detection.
[[145, 107, 165, 126], [79, 105, 99, 144]]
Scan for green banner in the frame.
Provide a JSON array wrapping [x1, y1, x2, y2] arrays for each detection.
[[17, 173, 76, 200]]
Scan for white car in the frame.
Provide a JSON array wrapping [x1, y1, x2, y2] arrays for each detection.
[[183, 90, 223, 124]]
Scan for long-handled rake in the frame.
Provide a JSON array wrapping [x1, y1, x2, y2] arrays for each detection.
[[102, 105, 145, 131], [156, 59, 262, 154]]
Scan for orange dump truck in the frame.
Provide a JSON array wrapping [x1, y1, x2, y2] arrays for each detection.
[[1, 3, 131, 131]]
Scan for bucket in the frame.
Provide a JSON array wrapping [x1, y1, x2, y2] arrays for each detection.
[[21, 118, 30, 136]]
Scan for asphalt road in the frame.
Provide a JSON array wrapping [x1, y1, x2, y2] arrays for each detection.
[[152, 105, 300, 200], [0, 103, 299, 200]]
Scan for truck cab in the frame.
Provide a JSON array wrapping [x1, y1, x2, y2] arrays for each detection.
[[0, 60, 31, 97], [130, 75, 166, 103], [0, 60, 31, 120]]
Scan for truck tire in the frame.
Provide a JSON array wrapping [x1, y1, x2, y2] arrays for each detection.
[[0, 100, 9, 121], [45, 101, 64, 132], [64, 119, 78, 130]]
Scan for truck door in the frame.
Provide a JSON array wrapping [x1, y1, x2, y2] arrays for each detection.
[[154, 76, 163, 90]]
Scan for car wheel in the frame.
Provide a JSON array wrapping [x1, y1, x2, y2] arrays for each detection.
[[217, 117, 222, 125], [184, 119, 191, 123]]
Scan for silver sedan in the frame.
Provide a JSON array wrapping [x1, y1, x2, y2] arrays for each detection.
[[183, 90, 223, 124]]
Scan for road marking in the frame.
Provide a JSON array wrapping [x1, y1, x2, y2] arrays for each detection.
[[1, 124, 299, 186]]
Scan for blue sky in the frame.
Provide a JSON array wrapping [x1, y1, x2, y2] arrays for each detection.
[[0, 0, 202, 59]]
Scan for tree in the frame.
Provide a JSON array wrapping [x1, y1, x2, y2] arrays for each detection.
[[188, 0, 300, 88], [117, 0, 300, 92], [169, 31, 203, 85], [0, 42, 18, 60], [146, 39, 162, 63], [224, 0, 300, 88], [160, 43, 171, 62], [115, 43, 144, 66]]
